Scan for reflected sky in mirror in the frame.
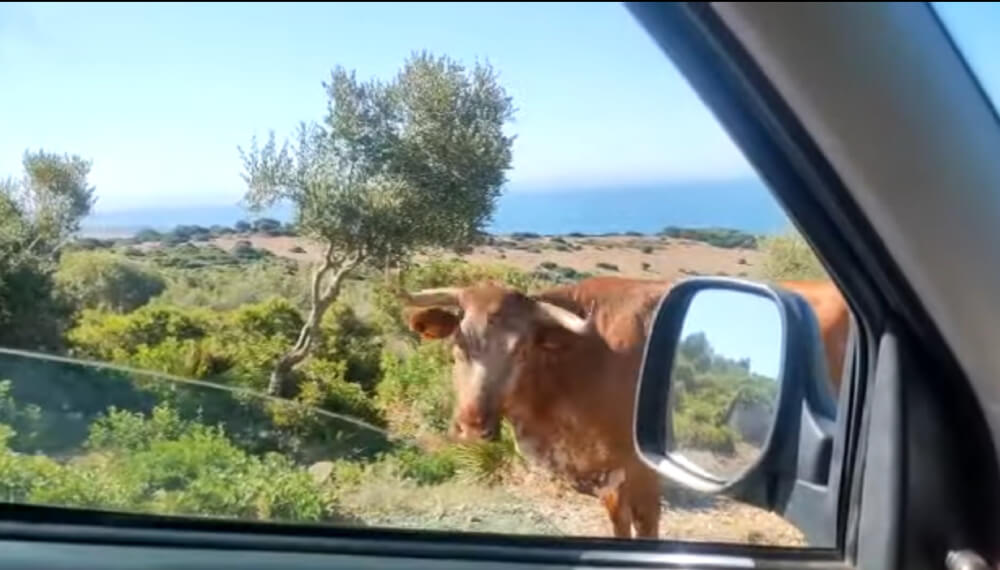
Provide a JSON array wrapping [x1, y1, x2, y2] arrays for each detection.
[[678, 289, 782, 379]]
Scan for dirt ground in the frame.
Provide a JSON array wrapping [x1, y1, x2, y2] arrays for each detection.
[[210, 233, 763, 283]]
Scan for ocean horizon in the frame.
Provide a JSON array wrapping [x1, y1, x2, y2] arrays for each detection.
[[80, 179, 791, 238]]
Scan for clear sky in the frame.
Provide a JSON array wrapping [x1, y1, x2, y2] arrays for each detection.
[[0, 2, 753, 212], [933, 3, 1000, 109], [678, 289, 783, 380]]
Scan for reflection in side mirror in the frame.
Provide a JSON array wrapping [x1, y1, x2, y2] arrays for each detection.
[[665, 289, 783, 484], [634, 277, 840, 547]]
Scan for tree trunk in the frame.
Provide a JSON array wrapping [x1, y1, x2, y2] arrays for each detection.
[[266, 249, 362, 398]]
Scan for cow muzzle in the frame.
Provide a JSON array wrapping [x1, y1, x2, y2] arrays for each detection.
[[450, 408, 500, 442]]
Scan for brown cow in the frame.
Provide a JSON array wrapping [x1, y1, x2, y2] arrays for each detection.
[[403, 276, 850, 539]]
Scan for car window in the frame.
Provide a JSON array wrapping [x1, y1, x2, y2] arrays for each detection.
[[0, 1, 846, 548], [933, 3, 1000, 111]]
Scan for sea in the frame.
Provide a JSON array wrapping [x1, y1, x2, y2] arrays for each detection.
[[80, 179, 791, 238]]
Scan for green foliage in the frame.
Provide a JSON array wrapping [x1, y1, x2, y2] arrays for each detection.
[[55, 251, 166, 313], [252, 218, 282, 235], [450, 420, 519, 484], [315, 302, 383, 390], [68, 304, 214, 360], [0, 150, 96, 351], [671, 332, 778, 453], [376, 342, 453, 439], [156, 263, 310, 311], [142, 242, 273, 270], [133, 228, 163, 243], [0, 380, 44, 450], [0, 404, 335, 522], [240, 52, 514, 267], [660, 226, 758, 249], [757, 229, 827, 281], [388, 446, 459, 485], [532, 262, 590, 285]]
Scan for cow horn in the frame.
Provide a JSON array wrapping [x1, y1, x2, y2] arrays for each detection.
[[402, 287, 462, 307], [534, 300, 596, 335]]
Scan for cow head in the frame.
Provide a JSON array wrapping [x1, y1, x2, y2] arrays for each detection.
[[402, 283, 595, 442]]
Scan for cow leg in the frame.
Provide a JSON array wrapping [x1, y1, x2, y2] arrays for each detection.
[[627, 466, 662, 539], [629, 495, 661, 539], [599, 486, 634, 538], [597, 469, 633, 538]]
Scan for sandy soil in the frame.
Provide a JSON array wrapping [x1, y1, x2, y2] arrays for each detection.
[[210, 233, 763, 282]]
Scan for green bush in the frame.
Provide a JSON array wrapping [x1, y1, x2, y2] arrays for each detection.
[[376, 342, 453, 439], [670, 333, 778, 454], [660, 226, 758, 249], [0, 405, 337, 522], [133, 228, 163, 243], [68, 304, 214, 360], [757, 229, 827, 280], [55, 251, 166, 313], [596, 262, 619, 272], [390, 446, 459, 485], [156, 263, 310, 311], [450, 420, 520, 484]]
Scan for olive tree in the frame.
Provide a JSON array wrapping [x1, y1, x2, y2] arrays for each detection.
[[240, 52, 515, 397], [0, 150, 96, 350]]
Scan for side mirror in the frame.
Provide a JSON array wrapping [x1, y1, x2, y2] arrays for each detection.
[[634, 277, 839, 545]]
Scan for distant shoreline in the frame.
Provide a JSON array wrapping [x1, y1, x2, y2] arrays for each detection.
[[80, 180, 791, 237]]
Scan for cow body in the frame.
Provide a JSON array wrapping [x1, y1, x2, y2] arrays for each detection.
[[403, 275, 849, 540]]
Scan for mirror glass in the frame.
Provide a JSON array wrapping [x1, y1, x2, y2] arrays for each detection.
[[666, 288, 784, 482]]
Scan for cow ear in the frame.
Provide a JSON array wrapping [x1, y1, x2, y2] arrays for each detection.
[[408, 308, 459, 340]]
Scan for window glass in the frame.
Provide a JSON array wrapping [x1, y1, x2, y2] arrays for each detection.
[[0, 1, 840, 547], [934, 3, 1000, 111]]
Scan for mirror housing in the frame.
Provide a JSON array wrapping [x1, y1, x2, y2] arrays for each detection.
[[634, 277, 838, 532]]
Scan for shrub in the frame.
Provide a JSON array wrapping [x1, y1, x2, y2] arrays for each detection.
[[133, 228, 163, 243], [659, 226, 758, 249], [641, 262, 652, 272], [21, 405, 336, 522], [376, 342, 453, 439], [252, 218, 283, 236], [390, 446, 459, 485], [55, 251, 166, 313], [68, 304, 214, 360], [450, 421, 519, 484], [234, 220, 252, 233], [640, 246, 654, 254], [71, 237, 115, 251], [156, 263, 310, 311], [537, 261, 558, 271], [757, 229, 827, 280], [510, 232, 540, 240], [289, 246, 306, 254], [596, 262, 619, 272]]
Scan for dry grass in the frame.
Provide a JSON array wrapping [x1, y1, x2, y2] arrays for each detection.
[[209, 234, 763, 283], [332, 460, 804, 545]]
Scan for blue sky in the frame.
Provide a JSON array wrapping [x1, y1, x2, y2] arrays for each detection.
[[678, 289, 783, 379], [0, 2, 753, 212]]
